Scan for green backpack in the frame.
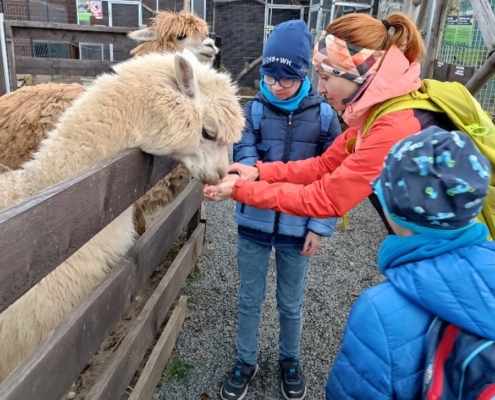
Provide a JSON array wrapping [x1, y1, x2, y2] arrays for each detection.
[[364, 79, 495, 240]]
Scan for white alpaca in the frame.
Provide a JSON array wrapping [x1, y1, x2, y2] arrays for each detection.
[[0, 51, 245, 382]]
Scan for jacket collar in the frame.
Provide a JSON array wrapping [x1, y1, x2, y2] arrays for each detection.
[[342, 45, 422, 131]]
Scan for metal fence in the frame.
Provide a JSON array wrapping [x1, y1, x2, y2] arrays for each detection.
[[1, 0, 69, 58]]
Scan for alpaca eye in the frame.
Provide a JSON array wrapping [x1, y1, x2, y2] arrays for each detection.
[[202, 129, 216, 141], [177, 34, 187, 41]]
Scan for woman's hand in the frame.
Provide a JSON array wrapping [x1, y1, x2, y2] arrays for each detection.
[[301, 231, 322, 256], [228, 163, 259, 181], [203, 173, 239, 202]]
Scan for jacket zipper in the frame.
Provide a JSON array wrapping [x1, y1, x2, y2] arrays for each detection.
[[274, 114, 293, 234]]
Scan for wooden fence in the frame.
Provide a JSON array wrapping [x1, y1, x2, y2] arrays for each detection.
[[0, 149, 205, 400], [0, 20, 136, 95]]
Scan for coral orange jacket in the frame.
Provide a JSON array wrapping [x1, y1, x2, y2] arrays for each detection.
[[232, 46, 431, 219]]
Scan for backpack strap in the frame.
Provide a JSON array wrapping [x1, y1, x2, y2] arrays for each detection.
[[250, 100, 263, 143], [363, 79, 495, 240], [319, 102, 333, 155]]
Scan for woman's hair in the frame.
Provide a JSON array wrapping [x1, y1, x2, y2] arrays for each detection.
[[325, 12, 426, 63]]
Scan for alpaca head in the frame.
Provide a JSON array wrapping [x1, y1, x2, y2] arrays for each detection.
[[128, 10, 218, 66], [109, 51, 244, 185]]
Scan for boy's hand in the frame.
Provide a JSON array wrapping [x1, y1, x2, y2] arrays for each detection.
[[228, 163, 259, 181], [203, 174, 239, 202], [301, 231, 322, 256]]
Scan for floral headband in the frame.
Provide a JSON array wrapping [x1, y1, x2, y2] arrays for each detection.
[[312, 31, 386, 84]]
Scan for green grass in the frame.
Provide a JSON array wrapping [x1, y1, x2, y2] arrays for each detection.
[[161, 358, 195, 383]]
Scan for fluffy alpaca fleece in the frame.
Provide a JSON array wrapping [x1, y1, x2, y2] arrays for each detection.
[[0, 51, 244, 382], [0, 10, 218, 233]]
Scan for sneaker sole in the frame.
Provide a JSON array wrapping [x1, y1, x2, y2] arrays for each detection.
[[220, 364, 259, 400], [281, 382, 307, 400]]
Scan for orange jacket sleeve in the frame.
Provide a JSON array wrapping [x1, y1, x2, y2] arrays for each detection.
[[232, 110, 421, 218], [256, 128, 357, 185]]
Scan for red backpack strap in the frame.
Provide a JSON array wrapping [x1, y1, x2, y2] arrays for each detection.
[[478, 384, 495, 400], [427, 324, 461, 400]]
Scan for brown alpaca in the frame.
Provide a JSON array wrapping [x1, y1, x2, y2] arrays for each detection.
[[0, 10, 218, 235]]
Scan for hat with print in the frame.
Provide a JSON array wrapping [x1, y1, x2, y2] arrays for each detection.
[[260, 19, 311, 81], [371, 126, 491, 236]]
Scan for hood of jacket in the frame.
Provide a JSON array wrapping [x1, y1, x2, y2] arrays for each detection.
[[343, 45, 422, 131], [384, 241, 495, 339]]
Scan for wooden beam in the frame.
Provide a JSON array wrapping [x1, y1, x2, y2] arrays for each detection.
[[466, 50, 495, 95], [421, 0, 450, 79], [470, 0, 495, 52], [128, 296, 188, 400], [6, 20, 131, 32], [15, 56, 118, 77], [0, 149, 179, 314], [87, 224, 204, 400], [3, 23, 16, 93], [0, 181, 203, 400]]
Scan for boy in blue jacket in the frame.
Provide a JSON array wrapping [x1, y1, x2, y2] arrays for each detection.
[[326, 126, 495, 399], [220, 20, 341, 400]]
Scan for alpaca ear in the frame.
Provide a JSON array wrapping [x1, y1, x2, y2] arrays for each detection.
[[128, 27, 157, 42], [174, 53, 197, 99]]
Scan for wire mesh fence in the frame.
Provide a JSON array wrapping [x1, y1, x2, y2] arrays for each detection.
[[437, 0, 495, 116]]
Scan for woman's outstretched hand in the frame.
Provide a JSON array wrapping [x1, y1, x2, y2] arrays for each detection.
[[203, 173, 239, 202], [228, 163, 259, 182]]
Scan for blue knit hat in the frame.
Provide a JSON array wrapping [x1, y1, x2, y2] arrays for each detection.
[[260, 20, 311, 81], [371, 126, 491, 236]]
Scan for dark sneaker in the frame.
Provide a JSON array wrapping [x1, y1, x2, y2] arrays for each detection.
[[279, 357, 306, 400], [220, 359, 259, 400]]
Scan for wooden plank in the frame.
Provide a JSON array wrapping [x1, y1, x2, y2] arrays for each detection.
[[6, 20, 131, 33], [466, 51, 495, 95], [0, 149, 179, 314], [470, 0, 495, 51], [128, 296, 188, 400], [0, 181, 202, 400], [15, 57, 118, 76], [126, 181, 203, 291], [8, 21, 133, 46], [3, 23, 16, 93], [87, 223, 204, 400]]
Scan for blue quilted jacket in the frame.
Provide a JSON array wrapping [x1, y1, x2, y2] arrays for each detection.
[[326, 241, 495, 399], [234, 90, 341, 242]]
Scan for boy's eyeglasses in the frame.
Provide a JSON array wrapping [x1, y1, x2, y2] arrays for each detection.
[[263, 75, 296, 89]]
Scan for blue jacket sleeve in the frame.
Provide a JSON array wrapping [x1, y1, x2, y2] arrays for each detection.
[[233, 102, 259, 167], [307, 109, 342, 237], [325, 291, 393, 400]]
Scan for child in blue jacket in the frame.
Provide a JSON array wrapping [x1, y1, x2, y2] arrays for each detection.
[[220, 20, 341, 400], [326, 126, 495, 399]]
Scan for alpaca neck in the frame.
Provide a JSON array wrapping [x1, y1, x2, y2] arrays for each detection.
[[0, 108, 132, 211]]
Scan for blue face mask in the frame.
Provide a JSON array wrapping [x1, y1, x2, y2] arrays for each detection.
[[259, 75, 311, 113]]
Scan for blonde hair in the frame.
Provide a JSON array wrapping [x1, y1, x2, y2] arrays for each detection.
[[325, 12, 426, 64]]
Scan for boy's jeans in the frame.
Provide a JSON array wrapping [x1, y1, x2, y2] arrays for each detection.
[[236, 235, 309, 365]]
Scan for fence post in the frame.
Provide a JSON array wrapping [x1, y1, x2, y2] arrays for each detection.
[[0, 13, 11, 95], [3, 21, 16, 91]]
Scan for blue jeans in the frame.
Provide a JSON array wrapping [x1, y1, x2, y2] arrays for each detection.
[[236, 235, 310, 365]]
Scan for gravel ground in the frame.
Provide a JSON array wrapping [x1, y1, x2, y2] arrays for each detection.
[[154, 193, 388, 400]]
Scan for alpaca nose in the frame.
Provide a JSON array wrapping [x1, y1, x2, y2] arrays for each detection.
[[203, 38, 217, 52]]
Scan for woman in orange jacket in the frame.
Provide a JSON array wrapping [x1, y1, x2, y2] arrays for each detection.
[[204, 12, 453, 231]]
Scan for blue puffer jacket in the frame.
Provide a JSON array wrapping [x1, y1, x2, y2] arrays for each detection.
[[234, 90, 341, 241], [326, 240, 495, 399]]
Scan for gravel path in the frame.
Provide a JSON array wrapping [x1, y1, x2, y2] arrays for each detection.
[[154, 192, 388, 400]]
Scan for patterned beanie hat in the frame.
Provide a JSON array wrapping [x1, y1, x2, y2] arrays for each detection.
[[371, 126, 491, 236], [313, 31, 386, 84], [260, 20, 311, 81]]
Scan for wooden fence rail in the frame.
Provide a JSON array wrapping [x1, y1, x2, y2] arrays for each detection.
[[0, 149, 204, 400]]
